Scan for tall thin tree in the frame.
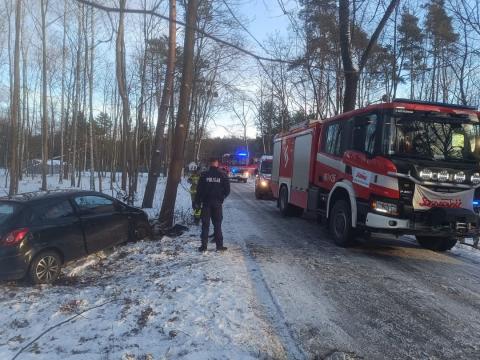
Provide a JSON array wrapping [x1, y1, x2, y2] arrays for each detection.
[[158, 0, 198, 228], [9, 0, 22, 195], [142, 0, 177, 208], [40, 0, 49, 190]]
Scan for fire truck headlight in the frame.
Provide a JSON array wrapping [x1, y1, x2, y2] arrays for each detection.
[[372, 199, 399, 216], [419, 169, 433, 180], [437, 170, 449, 182], [471, 173, 480, 185], [454, 171, 466, 183]]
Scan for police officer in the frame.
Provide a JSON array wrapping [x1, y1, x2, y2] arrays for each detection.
[[195, 158, 230, 252]]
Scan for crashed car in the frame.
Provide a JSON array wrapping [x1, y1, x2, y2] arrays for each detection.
[[0, 190, 151, 284]]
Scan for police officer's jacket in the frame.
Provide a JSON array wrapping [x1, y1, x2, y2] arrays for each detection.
[[195, 166, 230, 205]]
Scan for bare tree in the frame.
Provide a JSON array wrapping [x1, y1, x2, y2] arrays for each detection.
[[116, 0, 130, 192], [338, 0, 399, 112], [40, 0, 49, 190], [143, 0, 177, 208], [9, 0, 21, 195], [158, 0, 198, 228]]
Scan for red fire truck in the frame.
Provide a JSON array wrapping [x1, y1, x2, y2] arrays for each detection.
[[271, 99, 480, 251], [221, 152, 257, 183]]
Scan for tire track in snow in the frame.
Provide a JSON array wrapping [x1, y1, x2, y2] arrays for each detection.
[[225, 184, 307, 360]]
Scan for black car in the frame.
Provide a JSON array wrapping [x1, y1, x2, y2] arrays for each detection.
[[0, 190, 151, 284]]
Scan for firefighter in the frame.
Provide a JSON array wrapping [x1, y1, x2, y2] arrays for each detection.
[[194, 158, 230, 252], [188, 168, 201, 224]]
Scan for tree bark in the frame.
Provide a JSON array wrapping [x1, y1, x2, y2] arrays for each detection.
[[89, 6, 95, 190], [116, 0, 130, 192], [339, 0, 399, 112], [9, 0, 21, 196], [59, 2, 67, 184], [142, 0, 177, 208], [71, 5, 83, 187], [40, 0, 49, 190], [158, 0, 198, 228]]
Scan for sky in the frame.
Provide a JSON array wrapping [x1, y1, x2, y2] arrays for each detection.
[[208, 0, 292, 139]]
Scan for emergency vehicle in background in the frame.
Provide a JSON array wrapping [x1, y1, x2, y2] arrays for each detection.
[[271, 99, 480, 251], [221, 152, 257, 183], [255, 155, 273, 199]]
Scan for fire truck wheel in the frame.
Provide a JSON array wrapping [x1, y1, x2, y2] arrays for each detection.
[[416, 236, 457, 251], [329, 200, 355, 247], [278, 186, 294, 216]]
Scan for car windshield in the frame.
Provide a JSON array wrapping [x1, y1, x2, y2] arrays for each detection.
[[0, 202, 19, 225], [388, 113, 480, 162], [260, 160, 272, 174]]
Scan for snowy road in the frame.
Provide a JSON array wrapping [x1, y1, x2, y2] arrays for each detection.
[[225, 181, 480, 359]]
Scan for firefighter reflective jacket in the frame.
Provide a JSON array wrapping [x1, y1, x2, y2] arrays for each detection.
[[188, 173, 200, 195]]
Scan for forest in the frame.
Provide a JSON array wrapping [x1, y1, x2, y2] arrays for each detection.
[[1, 0, 480, 226]]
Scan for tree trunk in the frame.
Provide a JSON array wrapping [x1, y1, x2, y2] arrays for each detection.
[[40, 0, 49, 190], [59, 2, 67, 184], [142, 0, 177, 208], [339, 0, 399, 112], [158, 0, 197, 227], [116, 0, 129, 192], [71, 5, 83, 187], [9, 0, 22, 196], [89, 6, 95, 190]]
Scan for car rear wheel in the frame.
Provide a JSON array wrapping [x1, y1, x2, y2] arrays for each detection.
[[416, 236, 457, 251], [29, 251, 62, 284], [329, 200, 355, 247]]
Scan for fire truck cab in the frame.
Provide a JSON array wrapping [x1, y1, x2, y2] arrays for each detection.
[[271, 99, 480, 251]]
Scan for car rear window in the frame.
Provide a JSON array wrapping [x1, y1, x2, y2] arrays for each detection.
[[0, 202, 20, 225]]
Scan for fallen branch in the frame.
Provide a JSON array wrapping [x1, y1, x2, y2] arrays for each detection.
[[11, 298, 119, 360]]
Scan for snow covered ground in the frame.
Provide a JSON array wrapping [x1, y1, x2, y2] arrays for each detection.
[[0, 235, 286, 359], [2, 172, 480, 359], [0, 173, 287, 359]]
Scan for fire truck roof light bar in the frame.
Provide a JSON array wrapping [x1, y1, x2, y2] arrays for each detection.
[[387, 171, 477, 189], [392, 98, 478, 111]]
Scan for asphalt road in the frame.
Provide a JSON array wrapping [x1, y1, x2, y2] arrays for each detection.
[[224, 181, 480, 360]]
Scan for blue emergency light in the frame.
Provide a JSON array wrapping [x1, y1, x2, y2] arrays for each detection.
[[473, 200, 480, 206], [237, 152, 248, 157]]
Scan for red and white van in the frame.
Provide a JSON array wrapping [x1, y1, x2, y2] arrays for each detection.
[[271, 99, 480, 251]]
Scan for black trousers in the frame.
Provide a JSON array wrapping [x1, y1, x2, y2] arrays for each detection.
[[201, 202, 223, 249]]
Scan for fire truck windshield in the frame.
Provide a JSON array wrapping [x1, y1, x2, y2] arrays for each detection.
[[388, 114, 480, 162], [260, 160, 272, 174], [223, 154, 248, 166]]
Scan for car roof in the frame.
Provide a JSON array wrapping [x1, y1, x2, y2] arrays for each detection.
[[0, 190, 111, 204]]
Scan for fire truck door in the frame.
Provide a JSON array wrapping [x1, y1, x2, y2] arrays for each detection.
[[272, 140, 281, 182], [292, 133, 312, 191]]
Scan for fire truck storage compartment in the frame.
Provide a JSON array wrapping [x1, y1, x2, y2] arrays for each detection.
[[292, 133, 312, 191], [272, 140, 281, 182]]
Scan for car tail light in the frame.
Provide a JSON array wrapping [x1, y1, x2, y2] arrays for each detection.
[[2, 228, 29, 246]]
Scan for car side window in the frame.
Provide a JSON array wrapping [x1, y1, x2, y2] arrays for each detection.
[[31, 200, 75, 223], [74, 196, 115, 214], [44, 201, 75, 220], [324, 122, 343, 156]]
